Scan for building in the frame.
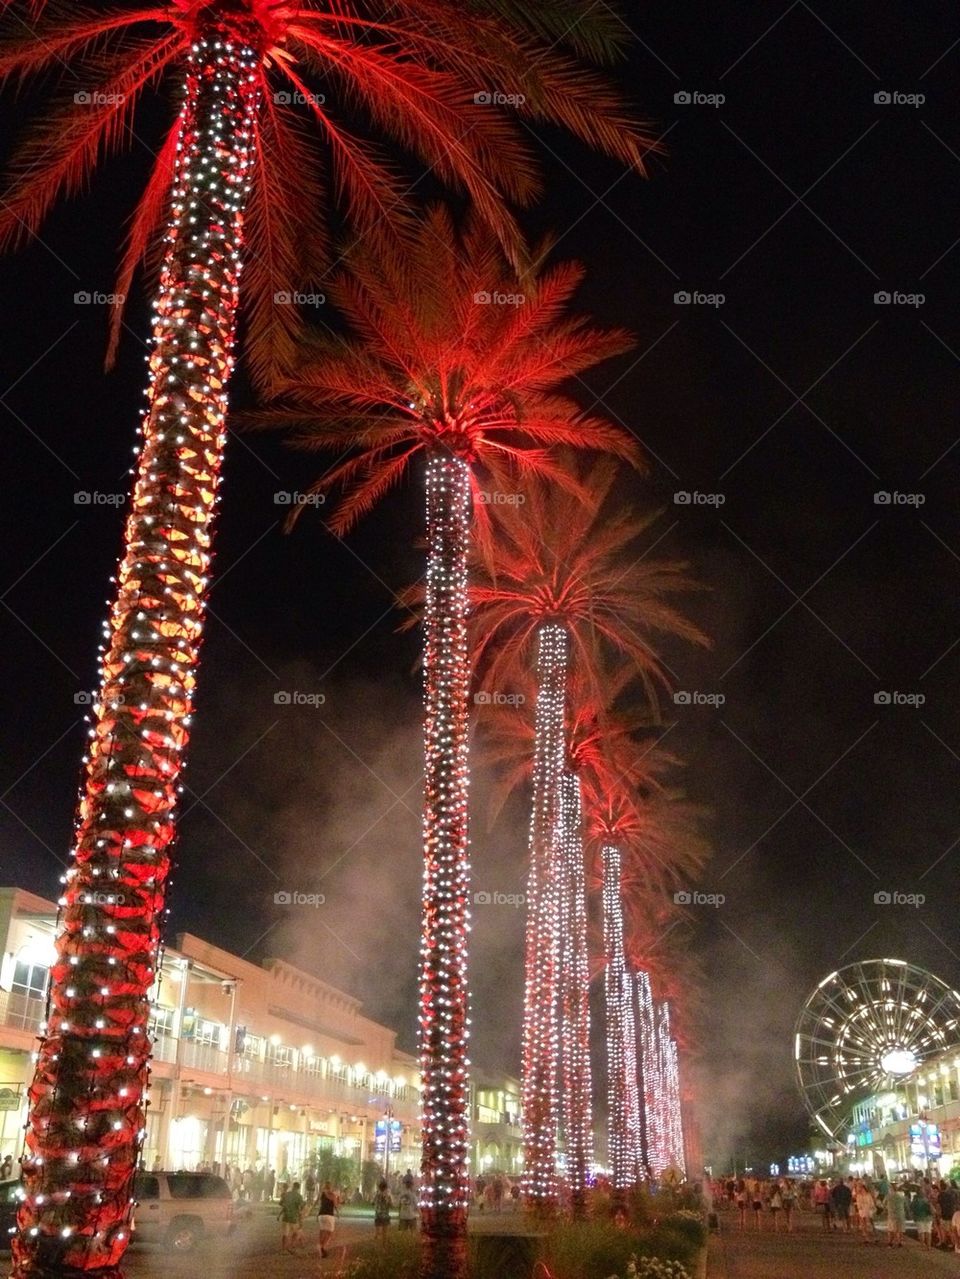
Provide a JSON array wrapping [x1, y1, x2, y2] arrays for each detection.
[[469, 1070, 522, 1177], [0, 886, 421, 1180], [845, 1048, 960, 1179]]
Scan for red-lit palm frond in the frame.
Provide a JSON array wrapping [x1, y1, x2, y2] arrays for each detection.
[[0, 0, 654, 388], [245, 203, 639, 532], [583, 724, 709, 892], [473, 666, 662, 827], [471, 459, 710, 712]]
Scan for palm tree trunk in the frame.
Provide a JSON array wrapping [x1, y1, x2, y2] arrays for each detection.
[[600, 844, 642, 1199], [13, 34, 260, 1279], [557, 771, 592, 1215], [657, 1001, 685, 1175], [521, 622, 567, 1210], [636, 969, 661, 1178], [418, 453, 472, 1279]]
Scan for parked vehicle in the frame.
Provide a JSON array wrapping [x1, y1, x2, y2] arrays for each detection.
[[133, 1171, 234, 1251], [0, 1171, 234, 1253], [0, 1179, 22, 1248]]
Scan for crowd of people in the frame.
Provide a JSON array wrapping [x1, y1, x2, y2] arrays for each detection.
[[710, 1172, 960, 1249], [472, 1172, 521, 1212], [276, 1168, 419, 1258]]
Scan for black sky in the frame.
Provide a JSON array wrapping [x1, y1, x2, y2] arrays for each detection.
[[2, 1, 960, 1170]]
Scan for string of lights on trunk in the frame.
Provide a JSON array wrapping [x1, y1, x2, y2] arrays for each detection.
[[556, 771, 592, 1214], [600, 843, 643, 1193], [520, 622, 568, 1209], [14, 34, 259, 1278], [418, 453, 472, 1278]]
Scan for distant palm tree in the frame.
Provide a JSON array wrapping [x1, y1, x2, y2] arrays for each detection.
[[585, 757, 708, 1193], [0, 2, 650, 1271], [471, 467, 707, 1208], [248, 205, 637, 1273]]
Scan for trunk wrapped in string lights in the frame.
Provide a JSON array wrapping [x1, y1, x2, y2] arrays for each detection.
[[657, 1001, 685, 1176], [557, 771, 593, 1214], [635, 969, 664, 1178], [418, 454, 472, 1279], [13, 36, 259, 1279], [600, 844, 642, 1194], [521, 623, 568, 1209]]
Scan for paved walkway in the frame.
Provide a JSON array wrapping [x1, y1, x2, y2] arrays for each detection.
[[709, 1214, 960, 1278]]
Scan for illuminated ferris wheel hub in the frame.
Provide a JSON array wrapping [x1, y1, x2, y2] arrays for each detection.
[[794, 958, 960, 1141]]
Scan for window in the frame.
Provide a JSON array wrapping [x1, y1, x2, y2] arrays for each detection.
[[134, 1175, 159, 1201], [167, 1174, 229, 1200], [148, 1007, 175, 1039], [266, 1043, 293, 1068], [193, 1020, 222, 1049], [950, 1079, 959, 1103], [242, 1033, 262, 1060], [12, 960, 48, 1001]]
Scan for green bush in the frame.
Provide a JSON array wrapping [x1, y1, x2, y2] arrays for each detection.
[[344, 1214, 704, 1279]]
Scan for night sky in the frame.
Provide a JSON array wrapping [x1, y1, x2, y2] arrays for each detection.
[[2, 1, 960, 1170]]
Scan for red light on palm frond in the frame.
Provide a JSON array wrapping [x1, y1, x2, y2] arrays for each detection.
[[245, 204, 638, 529], [1, 0, 654, 388], [471, 458, 709, 714]]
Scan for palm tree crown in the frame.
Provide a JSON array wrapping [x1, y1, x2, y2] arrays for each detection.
[[249, 204, 639, 516], [472, 459, 710, 707], [0, 0, 652, 384]]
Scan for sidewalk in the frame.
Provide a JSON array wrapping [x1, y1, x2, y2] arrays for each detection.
[[709, 1215, 960, 1279]]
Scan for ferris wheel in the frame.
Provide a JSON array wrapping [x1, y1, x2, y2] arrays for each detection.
[[794, 958, 960, 1141]]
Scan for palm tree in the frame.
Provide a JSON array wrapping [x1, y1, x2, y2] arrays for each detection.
[[470, 467, 707, 1209], [476, 674, 658, 1213], [247, 205, 637, 1275], [584, 757, 708, 1192], [0, 3, 651, 1271]]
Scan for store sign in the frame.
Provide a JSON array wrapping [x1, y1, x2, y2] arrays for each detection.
[[909, 1122, 941, 1158], [0, 1087, 20, 1112]]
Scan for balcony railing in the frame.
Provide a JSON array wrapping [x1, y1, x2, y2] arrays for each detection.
[[1, 991, 418, 1117]]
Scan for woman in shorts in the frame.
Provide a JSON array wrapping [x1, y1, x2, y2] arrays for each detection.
[[735, 1178, 747, 1231], [751, 1181, 764, 1231], [316, 1181, 338, 1260], [855, 1182, 877, 1243]]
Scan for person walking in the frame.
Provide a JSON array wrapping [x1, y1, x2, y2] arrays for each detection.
[[373, 1179, 393, 1243], [316, 1181, 339, 1259], [278, 1181, 305, 1254], [768, 1182, 783, 1233], [750, 1178, 764, 1231], [397, 1180, 418, 1232], [780, 1178, 797, 1232], [855, 1181, 878, 1243], [912, 1187, 933, 1247], [813, 1179, 830, 1230], [831, 1177, 852, 1232], [885, 1182, 906, 1247], [734, 1178, 747, 1231]]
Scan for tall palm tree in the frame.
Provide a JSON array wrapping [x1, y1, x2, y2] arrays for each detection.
[[476, 674, 660, 1213], [471, 467, 707, 1208], [585, 759, 708, 1192], [0, 3, 651, 1272], [247, 205, 637, 1275]]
